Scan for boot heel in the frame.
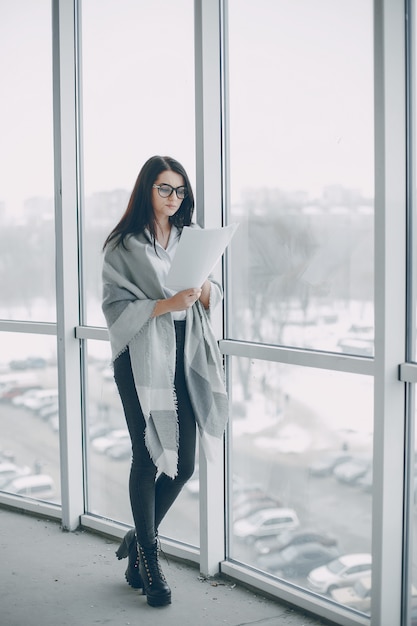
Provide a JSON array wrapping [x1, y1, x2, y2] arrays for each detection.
[[115, 529, 143, 590], [115, 532, 131, 560]]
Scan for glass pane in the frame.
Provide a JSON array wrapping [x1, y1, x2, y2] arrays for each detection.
[[84, 340, 199, 547], [227, 0, 374, 354], [0, 1, 55, 322], [228, 356, 373, 616], [159, 451, 199, 547], [80, 0, 195, 326], [84, 340, 131, 523], [0, 333, 60, 504]]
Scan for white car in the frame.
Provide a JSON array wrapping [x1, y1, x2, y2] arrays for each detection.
[[333, 458, 371, 484], [330, 575, 372, 612], [21, 389, 58, 412], [234, 507, 299, 543], [331, 577, 417, 613], [307, 553, 372, 594], [0, 462, 31, 489], [7, 474, 55, 501], [91, 429, 130, 453], [12, 387, 43, 406]]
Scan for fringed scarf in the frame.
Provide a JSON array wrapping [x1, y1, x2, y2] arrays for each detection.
[[102, 231, 228, 478]]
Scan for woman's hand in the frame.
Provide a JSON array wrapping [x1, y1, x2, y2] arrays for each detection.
[[152, 288, 202, 317], [170, 288, 202, 311]]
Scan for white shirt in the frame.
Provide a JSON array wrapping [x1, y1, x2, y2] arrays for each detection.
[[145, 225, 186, 321]]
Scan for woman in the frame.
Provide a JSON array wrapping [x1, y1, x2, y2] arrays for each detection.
[[101, 155, 228, 607]]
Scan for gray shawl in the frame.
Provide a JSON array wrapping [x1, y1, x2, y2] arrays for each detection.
[[102, 231, 228, 478]]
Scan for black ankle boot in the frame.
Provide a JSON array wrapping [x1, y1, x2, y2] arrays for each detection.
[[138, 541, 171, 607], [115, 529, 143, 589]]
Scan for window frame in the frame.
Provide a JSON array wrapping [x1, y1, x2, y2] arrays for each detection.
[[0, 1, 413, 625]]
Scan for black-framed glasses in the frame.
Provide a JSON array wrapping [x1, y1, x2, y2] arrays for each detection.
[[152, 183, 188, 200]]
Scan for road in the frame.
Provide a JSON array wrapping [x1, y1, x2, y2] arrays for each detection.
[[1, 363, 417, 600]]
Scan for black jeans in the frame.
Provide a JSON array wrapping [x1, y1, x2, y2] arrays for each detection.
[[113, 320, 197, 547]]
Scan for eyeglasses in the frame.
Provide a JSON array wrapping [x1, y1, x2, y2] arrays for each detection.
[[152, 183, 187, 200]]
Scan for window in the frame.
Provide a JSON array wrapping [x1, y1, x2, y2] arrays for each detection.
[[0, 333, 59, 505], [0, 2, 413, 623], [0, 0, 55, 322], [80, 0, 198, 546], [226, 0, 374, 355], [0, 1, 58, 508], [224, 0, 375, 616], [81, 0, 196, 327]]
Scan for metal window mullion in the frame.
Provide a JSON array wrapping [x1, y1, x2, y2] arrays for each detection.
[[0, 321, 57, 335], [52, 0, 84, 531], [194, 0, 225, 577], [220, 339, 374, 376], [402, 3, 416, 625], [372, 1, 408, 624]]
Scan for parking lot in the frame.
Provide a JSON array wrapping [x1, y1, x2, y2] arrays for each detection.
[[1, 358, 416, 613]]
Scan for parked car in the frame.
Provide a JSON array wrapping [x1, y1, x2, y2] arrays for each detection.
[[233, 486, 271, 506], [88, 423, 113, 441], [308, 452, 352, 477], [330, 575, 372, 612], [234, 507, 300, 543], [21, 389, 58, 412], [254, 528, 338, 555], [307, 553, 372, 594], [186, 472, 263, 499], [106, 440, 132, 460], [0, 462, 31, 489], [12, 388, 43, 406], [333, 579, 417, 615], [333, 458, 371, 485], [356, 467, 373, 492], [7, 474, 55, 500], [258, 542, 340, 578], [91, 429, 130, 454], [0, 383, 41, 401], [232, 476, 263, 498], [38, 401, 59, 421], [234, 496, 282, 522]]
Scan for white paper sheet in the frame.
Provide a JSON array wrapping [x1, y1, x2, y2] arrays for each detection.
[[165, 223, 239, 291]]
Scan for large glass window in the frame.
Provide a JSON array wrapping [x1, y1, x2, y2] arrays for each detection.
[[0, 0, 55, 323], [0, 1, 57, 506], [80, 0, 198, 545], [227, 0, 374, 355], [81, 0, 196, 327], [0, 333, 59, 504], [84, 340, 131, 522], [0, 3, 413, 623], [225, 0, 375, 618], [229, 358, 373, 607], [84, 338, 199, 545]]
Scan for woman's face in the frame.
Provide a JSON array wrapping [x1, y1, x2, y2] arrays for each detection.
[[152, 169, 185, 224]]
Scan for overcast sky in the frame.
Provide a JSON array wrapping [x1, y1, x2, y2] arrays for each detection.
[[0, 0, 373, 214]]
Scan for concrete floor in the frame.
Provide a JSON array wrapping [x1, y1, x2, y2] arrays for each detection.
[[0, 505, 331, 626]]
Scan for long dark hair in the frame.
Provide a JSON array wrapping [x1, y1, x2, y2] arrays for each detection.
[[103, 155, 195, 250]]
